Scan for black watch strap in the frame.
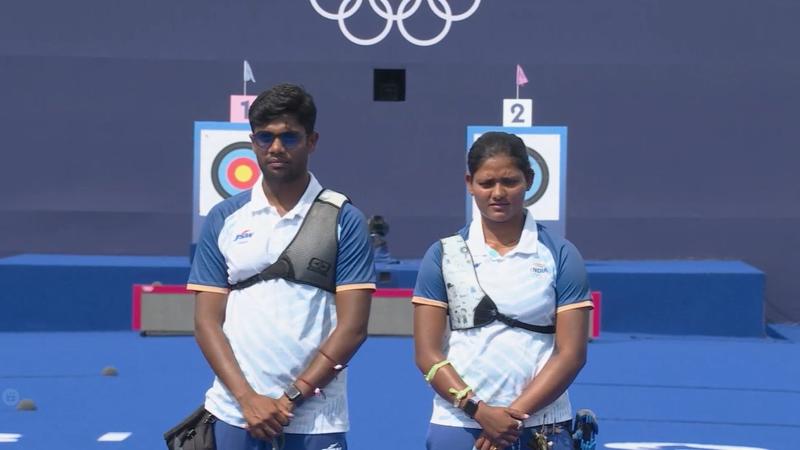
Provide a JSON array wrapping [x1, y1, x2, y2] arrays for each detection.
[[462, 398, 480, 418]]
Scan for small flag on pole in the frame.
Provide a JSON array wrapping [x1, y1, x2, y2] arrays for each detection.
[[243, 60, 256, 95], [516, 64, 528, 86], [515, 64, 528, 99]]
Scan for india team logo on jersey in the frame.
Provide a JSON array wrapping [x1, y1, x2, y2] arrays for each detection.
[[531, 262, 549, 274]]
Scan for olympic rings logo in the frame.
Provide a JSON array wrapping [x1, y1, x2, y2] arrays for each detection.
[[309, 0, 481, 46]]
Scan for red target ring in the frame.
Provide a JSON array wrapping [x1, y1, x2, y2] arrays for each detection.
[[226, 157, 259, 190], [211, 143, 259, 198]]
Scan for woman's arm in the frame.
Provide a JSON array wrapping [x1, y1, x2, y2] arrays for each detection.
[[508, 307, 590, 414], [414, 304, 526, 448], [413, 304, 471, 402]]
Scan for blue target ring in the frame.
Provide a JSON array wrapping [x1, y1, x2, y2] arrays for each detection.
[[211, 143, 259, 198], [524, 147, 549, 206]]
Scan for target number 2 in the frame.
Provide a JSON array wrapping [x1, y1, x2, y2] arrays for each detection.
[[503, 99, 533, 127]]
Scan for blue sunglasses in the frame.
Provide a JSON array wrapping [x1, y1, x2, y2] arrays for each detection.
[[251, 131, 304, 150]]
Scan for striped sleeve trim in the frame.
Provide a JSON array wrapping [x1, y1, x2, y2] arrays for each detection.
[[411, 296, 448, 309], [186, 283, 229, 295], [336, 283, 377, 292], [556, 300, 594, 313]]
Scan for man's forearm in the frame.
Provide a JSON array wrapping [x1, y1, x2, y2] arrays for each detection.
[[292, 324, 367, 397], [195, 320, 256, 402], [292, 288, 372, 397]]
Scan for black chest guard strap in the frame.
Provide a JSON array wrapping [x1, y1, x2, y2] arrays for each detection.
[[476, 295, 555, 334], [229, 189, 348, 293]]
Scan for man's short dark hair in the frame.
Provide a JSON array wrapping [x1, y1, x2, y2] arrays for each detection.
[[248, 83, 317, 133]]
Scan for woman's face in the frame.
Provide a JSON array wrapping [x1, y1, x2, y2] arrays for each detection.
[[466, 154, 532, 225]]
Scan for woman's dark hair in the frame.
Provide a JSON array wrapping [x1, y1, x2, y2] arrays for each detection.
[[467, 131, 533, 180], [248, 83, 317, 133]]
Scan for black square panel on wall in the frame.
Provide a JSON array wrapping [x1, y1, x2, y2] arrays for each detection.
[[373, 69, 406, 101]]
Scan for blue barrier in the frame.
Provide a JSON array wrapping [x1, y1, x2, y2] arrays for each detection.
[[0, 255, 764, 336], [0, 254, 190, 331], [586, 260, 765, 337]]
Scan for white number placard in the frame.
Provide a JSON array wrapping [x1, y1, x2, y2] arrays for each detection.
[[503, 99, 533, 127]]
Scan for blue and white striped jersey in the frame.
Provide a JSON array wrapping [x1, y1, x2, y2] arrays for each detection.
[[188, 174, 375, 434], [412, 213, 592, 428]]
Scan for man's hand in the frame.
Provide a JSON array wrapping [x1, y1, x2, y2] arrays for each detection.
[[277, 394, 296, 415], [473, 404, 528, 449], [238, 392, 294, 440]]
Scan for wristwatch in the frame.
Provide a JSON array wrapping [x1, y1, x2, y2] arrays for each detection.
[[284, 383, 304, 405], [461, 398, 481, 419]]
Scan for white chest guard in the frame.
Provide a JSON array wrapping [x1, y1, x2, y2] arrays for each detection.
[[440, 234, 555, 333]]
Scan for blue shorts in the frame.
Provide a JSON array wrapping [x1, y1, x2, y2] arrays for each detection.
[[426, 422, 573, 450], [214, 419, 347, 450]]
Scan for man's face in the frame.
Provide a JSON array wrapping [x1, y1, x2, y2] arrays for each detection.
[[250, 115, 318, 183]]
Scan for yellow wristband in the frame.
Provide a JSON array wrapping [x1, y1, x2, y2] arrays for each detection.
[[448, 385, 473, 401], [424, 360, 452, 382], [448, 385, 473, 408]]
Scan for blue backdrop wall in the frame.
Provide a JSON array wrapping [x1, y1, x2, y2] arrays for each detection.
[[1, 1, 798, 322]]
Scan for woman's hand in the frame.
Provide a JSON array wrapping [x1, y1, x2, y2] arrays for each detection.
[[473, 403, 528, 449]]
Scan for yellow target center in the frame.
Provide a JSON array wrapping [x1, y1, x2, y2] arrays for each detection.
[[234, 165, 254, 183]]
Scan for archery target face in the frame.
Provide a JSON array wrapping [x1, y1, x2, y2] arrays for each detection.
[[197, 126, 257, 216], [469, 132, 562, 222], [525, 145, 550, 206], [212, 143, 259, 197]]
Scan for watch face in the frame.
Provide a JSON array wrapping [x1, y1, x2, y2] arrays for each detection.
[[286, 384, 302, 401], [463, 399, 479, 418]]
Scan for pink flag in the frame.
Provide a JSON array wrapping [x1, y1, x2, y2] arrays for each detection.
[[516, 64, 528, 86]]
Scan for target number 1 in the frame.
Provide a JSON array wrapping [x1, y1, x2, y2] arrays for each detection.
[[503, 99, 533, 127], [230, 95, 257, 123]]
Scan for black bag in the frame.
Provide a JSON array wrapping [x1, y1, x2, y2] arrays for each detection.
[[164, 405, 216, 450]]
